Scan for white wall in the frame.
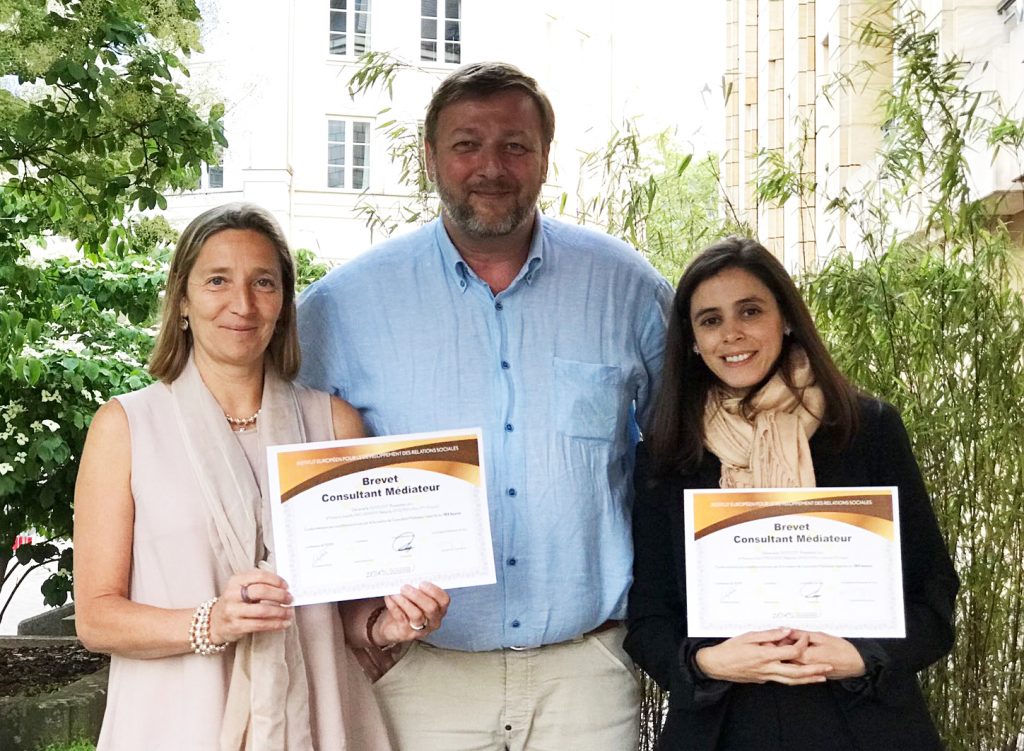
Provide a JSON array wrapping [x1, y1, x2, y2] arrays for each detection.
[[163, 0, 627, 262]]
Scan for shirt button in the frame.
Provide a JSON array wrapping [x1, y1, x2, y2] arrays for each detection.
[[495, 301, 504, 311], [507, 488, 517, 497], [505, 724, 512, 731], [459, 279, 466, 287], [504, 423, 514, 432], [501, 360, 510, 369], [511, 620, 520, 628], [507, 557, 517, 566]]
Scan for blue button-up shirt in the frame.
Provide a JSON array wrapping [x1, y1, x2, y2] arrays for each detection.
[[297, 215, 672, 651]]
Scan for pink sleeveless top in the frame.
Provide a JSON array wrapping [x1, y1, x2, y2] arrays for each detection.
[[98, 381, 390, 751]]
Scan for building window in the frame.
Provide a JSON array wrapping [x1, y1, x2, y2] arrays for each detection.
[[207, 163, 224, 189], [329, 0, 370, 57], [328, 119, 371, 189], [997, 0, 1022, 24], [421, 0, 460, 64], [198, 148, 225, 190]]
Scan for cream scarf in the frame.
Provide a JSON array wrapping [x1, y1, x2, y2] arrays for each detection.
[[171, 356, 314, 751], [703, 346, 825, 488]]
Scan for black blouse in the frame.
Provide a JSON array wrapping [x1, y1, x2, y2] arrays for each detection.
[[624, 397, 959, 751]]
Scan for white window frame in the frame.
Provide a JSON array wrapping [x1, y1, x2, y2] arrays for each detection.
[[198, 145, 226, 191], [329, 0, 371, 57], [997, 0, 1023, 24], [204, 162, 224, 189], [420, 0, 461, 64], [327, 118, 372, 190]]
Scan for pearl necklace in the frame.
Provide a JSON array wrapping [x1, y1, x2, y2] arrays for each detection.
[[224, 409, 260, 429]]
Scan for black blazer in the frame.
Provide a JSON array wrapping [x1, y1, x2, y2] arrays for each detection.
[[625, 397, 959, 751]]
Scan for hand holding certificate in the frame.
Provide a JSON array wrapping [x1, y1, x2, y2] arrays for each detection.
[[267, 429, 496, 606], [684, 486, 905, 638]]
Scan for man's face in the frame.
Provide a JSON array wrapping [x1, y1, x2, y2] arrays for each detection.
[[426, 89, 549, 240]]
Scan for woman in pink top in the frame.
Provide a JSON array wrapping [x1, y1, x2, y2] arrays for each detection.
[[74, 203, 448, 750]]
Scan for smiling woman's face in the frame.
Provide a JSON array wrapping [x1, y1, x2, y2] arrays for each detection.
[[180, 228, 284, 373], [689, 266, 786, 395]]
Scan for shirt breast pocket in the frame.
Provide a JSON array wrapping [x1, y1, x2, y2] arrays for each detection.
[[553, 357, 627, 442]]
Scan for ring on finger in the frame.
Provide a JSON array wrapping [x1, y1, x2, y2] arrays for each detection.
[[240, 584, 255, 604], [410, 620, 427, 631]]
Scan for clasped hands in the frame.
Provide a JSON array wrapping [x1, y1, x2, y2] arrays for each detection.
[[694, 627, 866, 686]]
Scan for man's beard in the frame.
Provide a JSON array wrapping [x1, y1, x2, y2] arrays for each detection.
[[436, 178, 540, 239]]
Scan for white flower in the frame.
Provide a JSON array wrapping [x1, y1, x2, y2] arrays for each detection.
[[30, 421, 43, 433], [15, 452, 26, 464], [40, 419, 59, 432], [0, 463, 14, 475], [41, 390, 62, 403], [15, 433, 28, 445]]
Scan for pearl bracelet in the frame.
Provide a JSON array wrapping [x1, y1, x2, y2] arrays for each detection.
[[189, 597, 228, 656]]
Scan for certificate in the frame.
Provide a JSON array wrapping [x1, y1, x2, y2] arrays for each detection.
[[267, 429, 496, 605], [684, 487, 904, 637]]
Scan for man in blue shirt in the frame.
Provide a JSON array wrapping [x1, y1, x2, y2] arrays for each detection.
[[298, 62, 672, 750]]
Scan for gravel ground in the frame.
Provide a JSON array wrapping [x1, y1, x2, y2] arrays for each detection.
[[0, 643, 109, 699]]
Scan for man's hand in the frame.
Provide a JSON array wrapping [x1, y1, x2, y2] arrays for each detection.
[[372, 582, 451, 645]]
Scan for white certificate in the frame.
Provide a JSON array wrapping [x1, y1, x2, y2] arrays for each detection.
[[267, 429, 496, 605], [684, 487, 905, 638]]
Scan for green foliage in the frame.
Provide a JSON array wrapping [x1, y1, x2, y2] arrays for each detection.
[[574, 120, 658, 249], [807, 235, 1024, 751], [572, 125, 745, 281], [750, 4, 1024, 749], [346, 52, 439, 238], [294, 248, 332, 292], [0, 0, 220, 626], [748, 116, 820, 275], [346, 50, 413, 100], [644, 147, 746, 283], [0, 250, 164, 618], [352, 113, 438, 238], [0, 0, 224, 257], [39, 740, 96, 751]]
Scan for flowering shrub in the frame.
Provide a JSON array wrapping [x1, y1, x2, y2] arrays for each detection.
[[0, 251, 164, 614]]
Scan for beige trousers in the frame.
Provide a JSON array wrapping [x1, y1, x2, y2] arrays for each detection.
[[372, 624, 641, 751]]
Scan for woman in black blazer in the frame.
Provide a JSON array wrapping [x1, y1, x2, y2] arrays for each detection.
[[625, 237, 958, 750]]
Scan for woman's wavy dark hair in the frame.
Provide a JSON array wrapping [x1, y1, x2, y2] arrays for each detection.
[[645, 236, 859, 477]]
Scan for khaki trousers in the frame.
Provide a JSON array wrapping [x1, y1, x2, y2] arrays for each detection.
[[372, 624, 641, 751]]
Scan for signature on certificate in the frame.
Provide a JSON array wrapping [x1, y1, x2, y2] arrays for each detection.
[[392, 532, 415, 552], [800, 581, 823, 599]]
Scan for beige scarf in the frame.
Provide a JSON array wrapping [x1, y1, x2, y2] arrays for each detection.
[[703, 346, 825, 488], [171, 356, 313, 751]]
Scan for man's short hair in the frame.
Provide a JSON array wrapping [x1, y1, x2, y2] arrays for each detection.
[[424, 62, 555, 149]]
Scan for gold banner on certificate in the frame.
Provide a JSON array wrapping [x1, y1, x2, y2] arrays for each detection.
[[684, 487, 905, 638], [267, 429, 496, 605]]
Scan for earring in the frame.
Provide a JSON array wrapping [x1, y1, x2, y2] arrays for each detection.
[[784, 326, 792, 336], [180, 317, 189, 331], [692, 343, 700, 354]]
